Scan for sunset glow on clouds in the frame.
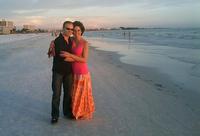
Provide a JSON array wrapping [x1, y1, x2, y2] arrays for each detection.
[[0, 0, 199, 29]]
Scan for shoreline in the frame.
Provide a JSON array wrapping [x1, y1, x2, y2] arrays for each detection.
[[89, 45, 200, 135], [87, 36, 200, 94], [89, 46, 200, 114]]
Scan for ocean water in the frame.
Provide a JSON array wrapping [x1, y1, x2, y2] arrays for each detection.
[[85, 28, 200, 49], [0, 33, 46, 44], [85, 28, 200, 93]]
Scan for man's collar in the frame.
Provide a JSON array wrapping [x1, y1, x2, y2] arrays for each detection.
[[61, 33, 68, 38]]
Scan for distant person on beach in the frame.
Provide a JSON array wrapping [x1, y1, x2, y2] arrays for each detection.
[[48, 21, 74, 124], [60, 21, 95, 120], [48, 21, 95, 120]]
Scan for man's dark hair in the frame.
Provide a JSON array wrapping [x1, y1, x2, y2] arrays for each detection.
[[73, 21, 85, 35], [63, 21, 73, 28]]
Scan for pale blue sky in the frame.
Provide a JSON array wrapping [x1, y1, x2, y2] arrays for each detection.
[[0, 0, 199, 29]]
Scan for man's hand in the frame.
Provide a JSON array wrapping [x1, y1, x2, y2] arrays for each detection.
[[47, 40, 55, 58]]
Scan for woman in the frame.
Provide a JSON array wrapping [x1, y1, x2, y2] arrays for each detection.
[[60, 21, 95, 120]]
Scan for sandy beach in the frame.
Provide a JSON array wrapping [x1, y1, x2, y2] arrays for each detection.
[[0, 33, 199, 136]]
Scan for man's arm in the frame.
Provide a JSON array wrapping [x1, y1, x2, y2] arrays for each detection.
[[47, 40, 55, 58]]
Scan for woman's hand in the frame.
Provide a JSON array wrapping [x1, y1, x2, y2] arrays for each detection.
[[64, 57, 74, 62], [60, 51, 74, 62], [60, 51, 72, 58]]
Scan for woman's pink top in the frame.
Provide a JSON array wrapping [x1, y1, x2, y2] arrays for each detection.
[[71, 40, 89, 74]]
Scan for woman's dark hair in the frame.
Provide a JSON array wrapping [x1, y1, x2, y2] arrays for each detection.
[[73, 21, 85, 35]]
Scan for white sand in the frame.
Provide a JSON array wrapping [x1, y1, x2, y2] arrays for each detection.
[[0, 34, 199, 136]]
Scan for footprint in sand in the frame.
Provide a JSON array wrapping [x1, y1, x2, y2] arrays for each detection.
[[174, 84, 183, 90], [144, 79, 153, 82], [157, 88, 163, 91], [154, 83, 165, 91], [154, 83, 163, 88], [134, 74, 141, 79], [155, 83, 177, 97]]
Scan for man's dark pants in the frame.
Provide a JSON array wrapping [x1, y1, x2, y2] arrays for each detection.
[[51, 71, 72, 118]]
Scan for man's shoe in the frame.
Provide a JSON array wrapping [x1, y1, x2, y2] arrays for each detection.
[[51, 118, 58, 124]]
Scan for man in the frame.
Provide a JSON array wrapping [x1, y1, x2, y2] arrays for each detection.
[[48, 21, 74, 124]]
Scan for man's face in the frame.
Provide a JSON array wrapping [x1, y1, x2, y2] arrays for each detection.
[[63, 23, 73, 36]]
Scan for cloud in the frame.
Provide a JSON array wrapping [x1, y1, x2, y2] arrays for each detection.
[[0, 0, 199, 28], [1, 0, 199, 11], [12, 9, 48, 16]]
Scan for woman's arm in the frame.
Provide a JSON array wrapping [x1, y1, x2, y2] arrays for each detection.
[[60, 41, 88, 63], [64, 57, 75, 62], [49, 39, 75, 62]]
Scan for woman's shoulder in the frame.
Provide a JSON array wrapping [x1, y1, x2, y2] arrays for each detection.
[[81, 38, 88, 46]]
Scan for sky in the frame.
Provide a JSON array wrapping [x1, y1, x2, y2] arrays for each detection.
[[0, 0, 200, 29]]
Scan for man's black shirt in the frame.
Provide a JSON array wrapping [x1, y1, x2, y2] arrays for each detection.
[[52, 33, 72, 75]]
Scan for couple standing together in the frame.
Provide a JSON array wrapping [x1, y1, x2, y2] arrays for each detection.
[[48, 21, 95, 124]]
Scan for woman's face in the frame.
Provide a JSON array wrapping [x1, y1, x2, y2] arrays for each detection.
[[73, 26, 82, 38]]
